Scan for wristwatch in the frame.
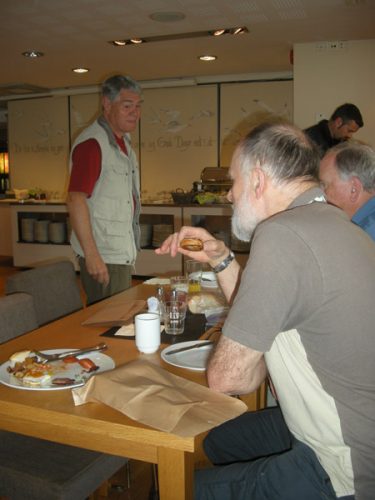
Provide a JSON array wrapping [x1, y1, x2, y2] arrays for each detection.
[[212, 250, 235, 274]]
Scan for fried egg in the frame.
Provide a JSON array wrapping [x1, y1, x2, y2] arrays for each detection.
[[9, 350, 32, 368], [22, 372, 52, 387]]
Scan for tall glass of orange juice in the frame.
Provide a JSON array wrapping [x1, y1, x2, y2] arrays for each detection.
[[185, 260, 202, 293]]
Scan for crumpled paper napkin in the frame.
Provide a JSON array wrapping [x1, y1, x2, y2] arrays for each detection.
[[72, 360, 247, 437]]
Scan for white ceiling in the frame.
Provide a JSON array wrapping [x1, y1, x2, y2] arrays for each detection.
[[0, 0, 374, 97]]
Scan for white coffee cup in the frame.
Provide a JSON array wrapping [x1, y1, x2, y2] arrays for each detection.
[[135, 313, 161, 354]]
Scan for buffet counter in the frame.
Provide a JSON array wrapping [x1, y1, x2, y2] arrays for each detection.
[[3, 201, 247, 275], [0, 198, 66, 205]]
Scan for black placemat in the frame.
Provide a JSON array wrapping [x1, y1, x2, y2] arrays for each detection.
[[100, 312, 207, 345]]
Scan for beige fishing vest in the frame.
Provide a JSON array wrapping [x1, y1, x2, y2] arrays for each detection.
[[70, 120, 140, 264]]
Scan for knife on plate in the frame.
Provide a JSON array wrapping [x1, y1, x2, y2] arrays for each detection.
[[165, 340, 214, 356]]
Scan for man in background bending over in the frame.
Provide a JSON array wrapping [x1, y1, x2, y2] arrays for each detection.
[[67, 74, 142, 305], [320, 142, 375, 240], [304, 103, 363, 156], [156, 122, 375, 499]]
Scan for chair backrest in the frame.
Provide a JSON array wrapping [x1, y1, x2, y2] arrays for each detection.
[[0, 293, 38, 343], [5, 260, 83, 326]]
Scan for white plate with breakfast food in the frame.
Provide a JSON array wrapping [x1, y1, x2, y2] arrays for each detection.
[[0, 349, 115, 391]]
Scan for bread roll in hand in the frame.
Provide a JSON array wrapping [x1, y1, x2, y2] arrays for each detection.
[[180, 238, 204, 251]]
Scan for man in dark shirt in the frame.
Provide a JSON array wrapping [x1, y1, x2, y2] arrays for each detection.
[[304, 103, 363, 157]]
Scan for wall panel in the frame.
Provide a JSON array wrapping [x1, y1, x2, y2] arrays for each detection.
[[140, 85, 218, 199], [8, 97, 69, 198]]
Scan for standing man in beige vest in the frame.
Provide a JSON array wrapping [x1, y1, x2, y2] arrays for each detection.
[[67, 75, 142, 305]]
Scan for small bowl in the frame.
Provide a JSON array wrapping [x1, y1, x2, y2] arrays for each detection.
[[171, 191, 195, 204]]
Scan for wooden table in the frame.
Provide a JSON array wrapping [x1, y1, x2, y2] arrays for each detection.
[[0, 284, 264, 499]]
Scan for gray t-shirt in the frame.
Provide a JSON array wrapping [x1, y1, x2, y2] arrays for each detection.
[[224, 189, 375, 500]]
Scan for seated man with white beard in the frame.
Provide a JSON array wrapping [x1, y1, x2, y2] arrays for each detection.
[[156, 122, 375, 500]]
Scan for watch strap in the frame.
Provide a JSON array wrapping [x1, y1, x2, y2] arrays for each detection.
[[212, 250, 235, 274]]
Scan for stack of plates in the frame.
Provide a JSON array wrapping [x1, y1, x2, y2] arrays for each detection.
[[21, 218, 35, 242], [49, 222, 66, 244], [152, 224, 173, 248], [34, 220, 50, 243], [140, 224, 153, 248]]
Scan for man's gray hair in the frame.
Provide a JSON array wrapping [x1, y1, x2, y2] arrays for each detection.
[[330, 142, 375, 192], [237, 122, 320, 185], [102, 74, 142, 101]]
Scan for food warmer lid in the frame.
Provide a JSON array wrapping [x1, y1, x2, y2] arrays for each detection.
[[200, 167, 231, 185]]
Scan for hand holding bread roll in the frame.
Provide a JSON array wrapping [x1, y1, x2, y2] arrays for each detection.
[[155, 226, 239, 305], [155, 226, 230, 267]]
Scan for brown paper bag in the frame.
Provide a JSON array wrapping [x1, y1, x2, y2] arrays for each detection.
[[72, 360, 247, 437], [81, 300, 146, 327]]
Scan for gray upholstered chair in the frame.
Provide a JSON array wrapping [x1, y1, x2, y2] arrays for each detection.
[[0, 276, 128, 499], [0, 292, 38, 343], [5, 260, 83, 326], [0, 431, 127, 499]]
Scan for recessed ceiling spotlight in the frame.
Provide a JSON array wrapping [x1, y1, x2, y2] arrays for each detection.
[[232, 27, 248, 35], [150, 11, 186, 22], [130, 38, 144, 44], [22, 50, 44, 58], [212, 29, 226, 36], [72, 67, 89, 74], [111, 40, 127, 46], [199, 55, 217, 62]]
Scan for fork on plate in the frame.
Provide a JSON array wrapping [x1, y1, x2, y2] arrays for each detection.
[[33, 342, 107, 362]]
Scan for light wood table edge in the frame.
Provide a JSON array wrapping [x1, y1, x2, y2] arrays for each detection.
[[0, 400, 201, 463]]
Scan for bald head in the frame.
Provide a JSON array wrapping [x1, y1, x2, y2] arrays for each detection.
[[238, 121, 320, 185]]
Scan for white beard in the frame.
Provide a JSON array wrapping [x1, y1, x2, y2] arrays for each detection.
[[231, 188, 260, 242]]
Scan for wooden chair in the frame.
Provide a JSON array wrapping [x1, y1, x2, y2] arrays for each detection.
[[0, 286, 128, 500], [5, 260, 83, 326]]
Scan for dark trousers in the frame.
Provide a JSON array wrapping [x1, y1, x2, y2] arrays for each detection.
[[195, 407, 354, 500], [78, 257, 132, 305]]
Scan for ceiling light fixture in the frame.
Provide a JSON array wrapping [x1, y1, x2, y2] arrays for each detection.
[[72, 67, 89, 74], [111, 40, 127, 46], [212, 29, 227, 36], [199, 55, 217, 62], [108, 26, 248, 47], [22, 50, 44, 58], [231, 27, 248, 35]]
